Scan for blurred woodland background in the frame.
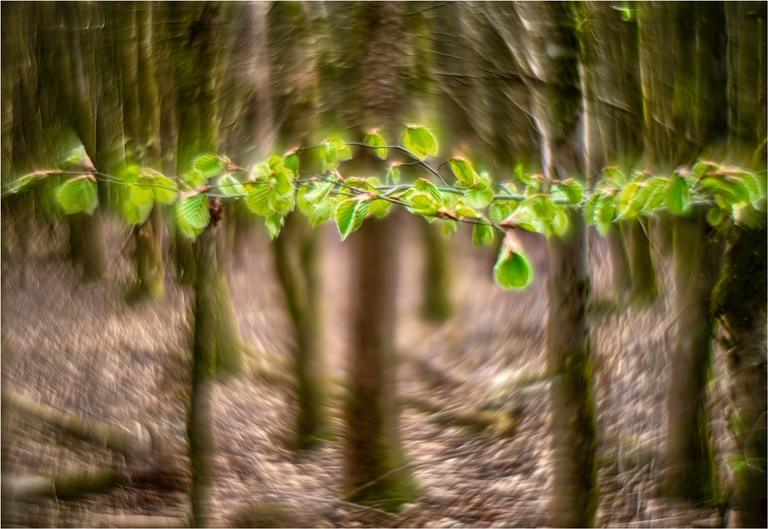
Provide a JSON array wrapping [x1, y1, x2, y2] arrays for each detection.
[[1, 2, 766, 528]]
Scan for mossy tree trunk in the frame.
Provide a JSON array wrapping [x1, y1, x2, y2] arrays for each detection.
[[515, 2, 597, 525], [712, 221, 767, 528], [342, 2, 422, 512]]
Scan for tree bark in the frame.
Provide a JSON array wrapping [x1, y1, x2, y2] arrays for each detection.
[[420, 220, 453, 321], [514, 2, 597, 525]]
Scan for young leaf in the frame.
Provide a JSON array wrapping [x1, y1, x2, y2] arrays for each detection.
[[406, 192, 440, 216], [489, 200, 519, 224], [449, 157, 478, 187], [178, 194, 210, 230], [513, 163, 532, 185], [265, 214, 284, 240], [494, 248, 534, 290], [246, 185, 275, 216], [706, 207, 728, 227], [183, 170, 208, 188], [218, 174, 247, 197], [364, 129, 388, 159], [401, 125, 438, 160], [284, 150, 299, 174], [463, 181, 494, 209], [472, 223, 494, 246], [124, 195, 153, 225], [308, 197, 337, 226], [556, 178, 584, 204], [386, 164, 401, 185], [335, 197, 371, 240], [57, 177, 99, 215], [121, 164, 142, 184], [130, 178, 156, 208], [666, 174, 689, 214], [582, 193, 600, 225], [413, 178, 443, 204], [150, 174, 178, 204], [194, 155, 224, 179]]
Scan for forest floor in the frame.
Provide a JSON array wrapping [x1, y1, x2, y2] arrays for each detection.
[[1, 214, 732, 527]]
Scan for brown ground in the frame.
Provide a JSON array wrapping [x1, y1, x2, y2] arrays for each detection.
[[1, 213, 732, 527]]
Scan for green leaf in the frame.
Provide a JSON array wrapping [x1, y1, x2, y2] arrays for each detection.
[[218, 175, 246, 197], [246, 185, 275, 216], [401, 125, 438, 160], [413, 178, 443, 204], [449, 157, 478, 187], [454, 201, 480, 219], [406, 192, 440, 216], [464, 181, 494, 209], [124, 195, 153, 225], [151, 174, 178, 204], [121, 164, 142, 184], [692, 161, 717, 177], [284, 150, 299, 174], [265, 214, 284, 240], [183, 170, 208, 188], [274, 169, 295, 196], [642, 177, 668, 213], [268, 155, 284, 172], [309, 197, 337, 226], [472, 223, 494, 246], [386, 164, 401, 185], [513, 163, 532, 185], [194, 155, 224, 179], [369, 198, 394, 219], [706, 207, 728, 227], [336, 197, 371, 240], [8, 172, 50, 194], [57, 177, 99, 215], [66, 146, 88, 167], [489, 200, 519, 224], [494, 248, 534, 290], [176, 194, 210, 239], [556, 179, 583, 204], [582, 193, 600, 225], [271, 187, 295, 214], [321, 136, 352, 172], [364, 130, 388, 159], [531, 195, 557, 223], [305, 181, 335, 205], [130, 177, 156, 208], [666, 175, 689, 214]]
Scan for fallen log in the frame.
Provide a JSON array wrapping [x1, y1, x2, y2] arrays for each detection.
[[2, 467, 124, 502], [2, 389, 188, 490]]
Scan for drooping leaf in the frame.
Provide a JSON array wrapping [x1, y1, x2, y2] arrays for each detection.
[[401, 125, 438, 160], [582, 193, 600, 225], [124, 194, 153, 225], [321, 136, 352, 172], [706, 207, 728, 227], [472, 223, 494, 246], [175, 193, 210, 239], [335, 197, 370, 240], [265, 213, 284, 239], [149, 173, 178, 204], [194, 155, 225, 179], [369, 198, 394, 219], [494, 248, 534, 290], [530, 195, 556, 223], [364, 129, 388, 159], [57, 177, 99, 215], [308, 197, 337, 226], [449, 157, 478, 187]]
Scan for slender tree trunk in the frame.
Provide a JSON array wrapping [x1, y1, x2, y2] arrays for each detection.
[[420, 220, 452, 321], [665, 208, 722, 501], [273, 213, 329, 449], [515, 3, 597, 525], [626, 219, 658, 305], [343, 2, 421, 511]]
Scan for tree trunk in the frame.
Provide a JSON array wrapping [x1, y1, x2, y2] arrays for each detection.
[[272, 213, 329, 450], [665, 208, 722, 501], [514, 2, 597, 526], [712, 221, 767, 528], [342, 2, 421, 512], [626, 218, 658, 305], [420, 220, 452, 321]]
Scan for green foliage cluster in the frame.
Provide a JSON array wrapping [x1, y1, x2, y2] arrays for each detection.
[[5, 126, 765, 291]]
